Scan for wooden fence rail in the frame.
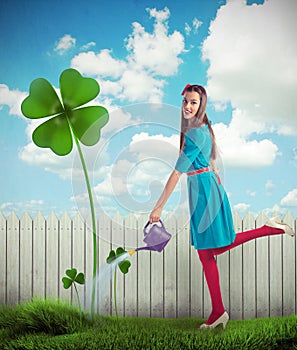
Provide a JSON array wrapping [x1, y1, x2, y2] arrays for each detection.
[[0, 211, 296, 320]]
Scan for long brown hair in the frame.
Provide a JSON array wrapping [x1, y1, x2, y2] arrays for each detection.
[[179, 84, 216, 161]]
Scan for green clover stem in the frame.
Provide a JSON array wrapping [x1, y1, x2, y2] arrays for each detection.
[[73, 282, 82, 325], [114, 268, 118, 320], [67, 116, 97, 318]]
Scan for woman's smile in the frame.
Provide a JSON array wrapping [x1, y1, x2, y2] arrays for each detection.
[[182, 91, 200, 119]]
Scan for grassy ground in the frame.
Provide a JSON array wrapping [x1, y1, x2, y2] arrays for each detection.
[[1, 299, 297, 349]]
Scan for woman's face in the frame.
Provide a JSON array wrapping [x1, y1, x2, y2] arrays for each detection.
[[182, 91, 200, 119]]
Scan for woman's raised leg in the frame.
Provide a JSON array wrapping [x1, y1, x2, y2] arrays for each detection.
[[212, 217, 294, 256]]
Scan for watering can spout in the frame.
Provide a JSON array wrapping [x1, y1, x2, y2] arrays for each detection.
[[128, 247, 150, 256], [129, 249, 136, 256]]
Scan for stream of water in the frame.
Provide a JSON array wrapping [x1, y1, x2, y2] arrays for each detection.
[[84, 252, 131, 314]]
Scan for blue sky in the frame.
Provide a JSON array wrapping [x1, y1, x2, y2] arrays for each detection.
[[0, 0, 296, 220]]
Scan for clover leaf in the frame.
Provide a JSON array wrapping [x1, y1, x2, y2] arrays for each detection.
[[118, 260, 131, 274], [21, 68, 109, 156], [106, 247, 131, 274], [62, 268, 85, 324], [62, 268, 85, 289], [106, 250, 116, 264], [115, 247, 126, 257]]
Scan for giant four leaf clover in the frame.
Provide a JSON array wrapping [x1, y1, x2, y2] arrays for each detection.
[[21, 68, 108, 156], [21, 68, 109, 318]]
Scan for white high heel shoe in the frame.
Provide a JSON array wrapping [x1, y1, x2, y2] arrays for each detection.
[[265, 216, 295, 237], [199, 311, 229, 330]]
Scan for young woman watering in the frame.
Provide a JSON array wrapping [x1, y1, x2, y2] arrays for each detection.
[[149, 84, 295, 329]]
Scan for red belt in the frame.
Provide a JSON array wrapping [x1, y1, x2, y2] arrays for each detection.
[[187, 167, 221, 184]]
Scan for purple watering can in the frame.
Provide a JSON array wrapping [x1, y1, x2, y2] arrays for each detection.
[[129, 220, 171, 256]]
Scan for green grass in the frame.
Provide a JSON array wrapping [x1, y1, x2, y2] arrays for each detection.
[[1, 299, 297, 349]]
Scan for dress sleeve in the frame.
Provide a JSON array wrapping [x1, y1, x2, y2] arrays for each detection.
[[175, 128, 206, 173]]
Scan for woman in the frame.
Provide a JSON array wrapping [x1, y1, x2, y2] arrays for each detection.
[[149, 84, 295, 329]]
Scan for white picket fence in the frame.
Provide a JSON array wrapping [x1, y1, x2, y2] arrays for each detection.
[[0, 210, 296, 320]]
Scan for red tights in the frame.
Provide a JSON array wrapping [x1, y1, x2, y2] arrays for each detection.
[[197, 225, 284, 325]]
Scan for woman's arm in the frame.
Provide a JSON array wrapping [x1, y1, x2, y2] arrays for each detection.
[[149, 169, 182, 223]]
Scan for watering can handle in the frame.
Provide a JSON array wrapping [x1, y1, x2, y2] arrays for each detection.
[[144, 220, 164, 235]]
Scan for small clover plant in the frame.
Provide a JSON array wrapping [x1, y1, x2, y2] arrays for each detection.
[[21, 68, 109, 318], [62, 268, 85, 323], [106, 247, 131, 319]]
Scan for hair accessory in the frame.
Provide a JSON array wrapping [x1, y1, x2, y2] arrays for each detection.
[[181, 84, 191, 96]]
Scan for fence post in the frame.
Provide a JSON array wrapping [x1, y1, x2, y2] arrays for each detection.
[[124, 213, 138, 317], [255, 211, 269, 318], [58, 212, 72, 302], [46, 212, 59, 300], [282, 211, 296, 316], [97, 212, 112, 315], [32, 212, 46, 300], [137, 214, 151, 317], [269, 213, 283, 317], [72, 212, 85, 308], [7, 212, 19, 305], [229, 211, 245, 320], [20, 212, 33, 303], [0, 212, 7, 304], [112, 212, 125, 316], [177, 212, 190, 318], [242, 212, 256, 319], [164, 215, 177, 318]]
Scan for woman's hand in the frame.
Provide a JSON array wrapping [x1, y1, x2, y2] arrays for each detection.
[[149, 207, 162, 224]]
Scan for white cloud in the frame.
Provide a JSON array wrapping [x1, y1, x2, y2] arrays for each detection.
[[54, 34, 76, 55], [0, 202, 13, 210], [293, 147, 297, 161], [214, 120, 279, 168], [185, 23, 191, 36], [129, 132, 179, 164], [246, 189, 256, 197], [98, 80, 123, 96], [71, 7, 185, 103], [193, 18, 203, 32], [263, 204, 287, 218], [281, 189, 297, 207], [213, 109, 279, 169], [126, 7, 184, 76], [81, 41, 96, 51], [202, 0, 297, 135], [233, 203, 250, 212], [19, 140, 75, 179], [119, 70, 165, 103], [265, 179, 275, 193], [0, 200, 48, 217], [185, 18, 202, 36], [72, 50, 126, 79], [0, 84, 27, 117]]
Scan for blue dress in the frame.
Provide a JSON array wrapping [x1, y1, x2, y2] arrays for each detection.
[[175, 126, 236, 250]]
